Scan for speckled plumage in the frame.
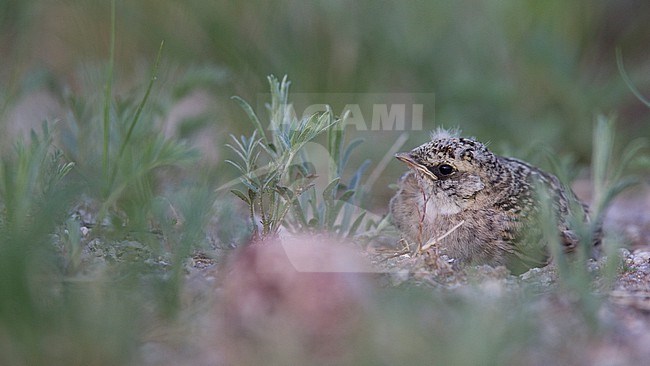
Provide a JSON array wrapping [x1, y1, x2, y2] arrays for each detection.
[[389, 129, 597, 274]]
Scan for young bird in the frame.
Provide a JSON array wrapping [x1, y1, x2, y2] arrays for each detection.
[[389, 129, 597, 274]]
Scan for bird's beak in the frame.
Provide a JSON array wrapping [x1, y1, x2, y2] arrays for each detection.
[[394, 152, 437, 180], [394, 152, 417, 166]]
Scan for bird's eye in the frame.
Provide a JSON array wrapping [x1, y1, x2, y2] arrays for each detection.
[[437, 164, 455, 176]]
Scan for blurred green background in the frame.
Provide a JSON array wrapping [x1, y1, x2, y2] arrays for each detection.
[[1, 0, 649, 199]]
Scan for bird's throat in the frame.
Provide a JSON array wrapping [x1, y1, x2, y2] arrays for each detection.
[[421, 194, 462, 223]]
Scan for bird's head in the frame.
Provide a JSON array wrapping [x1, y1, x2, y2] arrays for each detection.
[[395, 129, 499, 213]]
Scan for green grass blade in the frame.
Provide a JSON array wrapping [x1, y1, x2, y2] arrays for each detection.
[[109, 40, 165, 189], [592, 115, 613, 209], [232, 96, 269, 147], [102, 0, 116, 188], [363, 132, 408, 194], [347, 211, 366, 238], [616, 48, 650, 108]]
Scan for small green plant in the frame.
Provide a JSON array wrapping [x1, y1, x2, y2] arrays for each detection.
[[60, 1, 211, 322], [228, 75, 371, 240], [590, 114, 647, 235], [540, 114, 648, 329], [59, 1, 197, 232], [0, 122, 74, 234], [0, 123, 115, 366], [151, 184, 215, 316]]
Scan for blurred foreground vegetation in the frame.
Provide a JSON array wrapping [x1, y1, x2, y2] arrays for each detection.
[[0, 1, 649, 365]]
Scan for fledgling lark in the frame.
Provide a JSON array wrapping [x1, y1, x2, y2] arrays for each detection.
[[390, 129, 599, 274]]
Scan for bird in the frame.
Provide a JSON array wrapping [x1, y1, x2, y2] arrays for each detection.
[[389, 128, 599, 274]]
